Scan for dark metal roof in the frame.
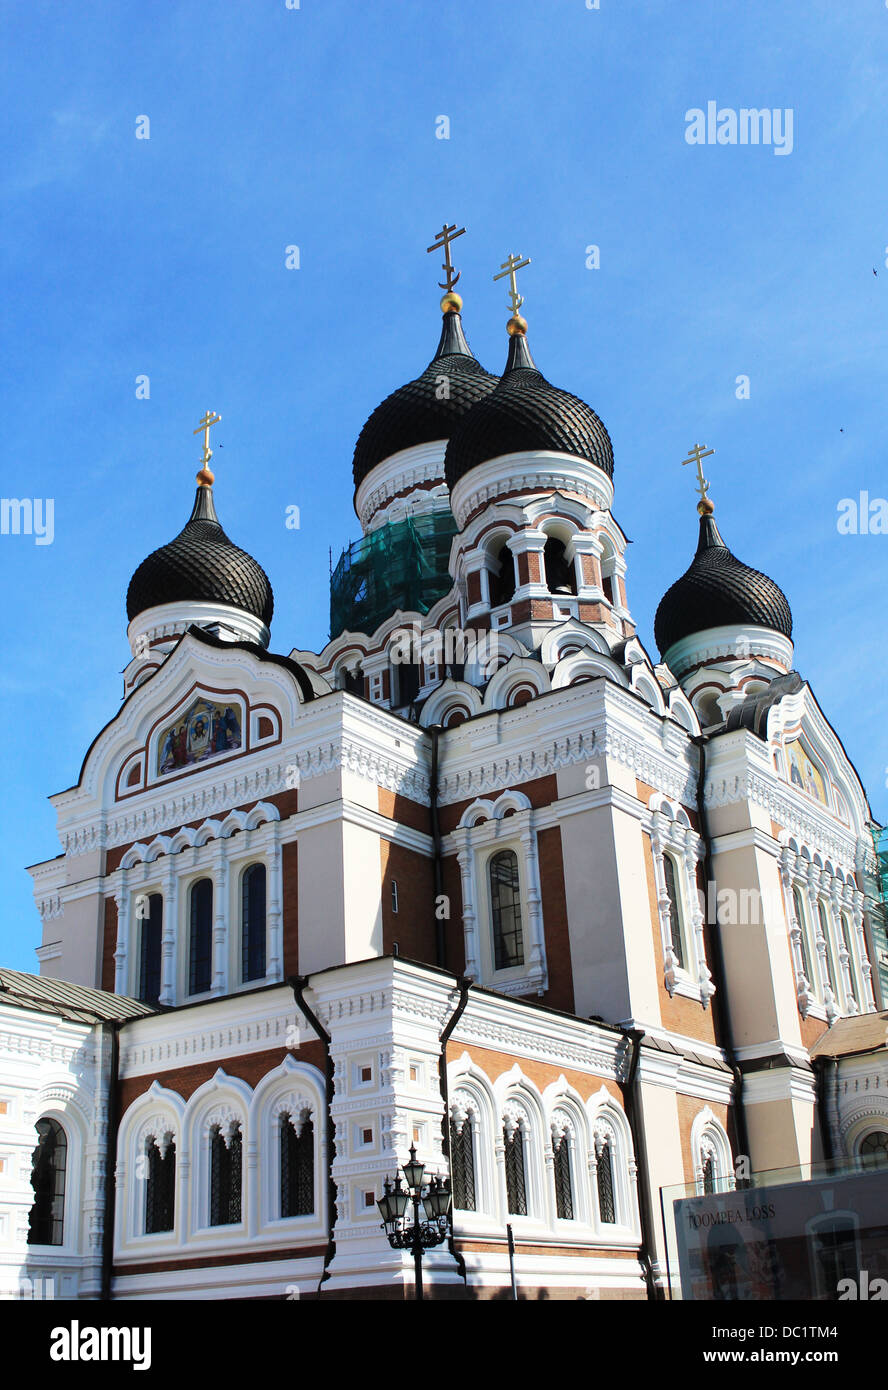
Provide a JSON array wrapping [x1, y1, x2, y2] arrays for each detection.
[[0, 969, 157, 1025], [127, 485, 274, 626], [654, 512, 793, 658], [444, 331, 614, 491], [351, 312, 497, 490]]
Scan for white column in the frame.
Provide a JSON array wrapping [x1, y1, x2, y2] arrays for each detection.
[[829, 882, 856, 1014], [806, 866, 838, 1023], [160, 857, 178, 1006], [267, 825, 282, 982], [114, 870, 129, 995], [851, 888, 878, 1011], [779, 852, 814, 1015], [455, 834, 480, 980], [212, 841, 228, 995], [684, 836, 715, 1007], [518, 816, 547, 994]]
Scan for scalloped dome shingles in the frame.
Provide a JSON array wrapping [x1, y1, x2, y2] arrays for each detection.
[[654, 513, 792, 657], [444, 333, 614, 492], [126, 486, 274, 626], [352, 312, 497, 489]]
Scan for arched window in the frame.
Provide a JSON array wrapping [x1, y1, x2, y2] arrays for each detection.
[[792, 887, 813, 983], [450, 1112, 476, 1212], [138, 892, 163, 1005], [543, 537, 576, 596], [210, 1123, 242, 1226], [859, 1131, 888, 1168], [552, 1129, 574, 1220], [241, 864, 267, 983], [280, 1111, 314, 1216], [489, 850, 524, 970], [503, 1119, 527, 1216], [595, 1136, 616, 1224], [145, 1135, 176, 1234], [662, 854, 685, 971], [189, 878, 213, 996], [27, 1119, 67, 1246], [488, 542, 516, 608]]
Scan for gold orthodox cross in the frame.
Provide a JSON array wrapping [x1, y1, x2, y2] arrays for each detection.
[[494, 252, 532, 316], [681, 442, 715, 503], [427, 222, 466, 291], [194, 410, 222, 466]]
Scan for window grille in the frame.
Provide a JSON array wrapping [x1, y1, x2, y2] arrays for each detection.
[[145, 1137, 175, 1234], [503, 1123, 527, 1216], [450, 1117, 476, 1212], [596, 1137, 616, 1224], [860, 1131, 888, 1167], [553, 1134, 574, 1220], [280, 1113, 314, 1216], [210, 1125, 242, 1226]]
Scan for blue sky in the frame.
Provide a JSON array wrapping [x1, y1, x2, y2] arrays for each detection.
[[1, 0, 887, 971]]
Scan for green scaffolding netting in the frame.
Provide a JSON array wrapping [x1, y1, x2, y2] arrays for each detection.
[[329, 511, 458, 640]]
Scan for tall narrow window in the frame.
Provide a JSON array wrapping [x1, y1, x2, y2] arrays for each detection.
[[596, 1137, 616, 1224], [139, 892, 163, 1005], [241, 864, 267, 983], [503, 1123, 527, 1216], [145, 1136, 176, 1234], [488, 544, 516, 608], [552, 1133, 574, 1220], [544, 537, 576, 596], [602, 573, 615, 604], [210, 1125, 242, 1226], [662, 854, 685, 970], [189, 878, 213, 996], [490, 851, 524, 970], [792, 887, 813, 983], [450, 1115, 476, 1212], [27, 1119, 67, 1246], [702, 1152, 715, 1195], [280, 1112, 314, 1216]]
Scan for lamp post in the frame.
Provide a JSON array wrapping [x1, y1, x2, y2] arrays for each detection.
[[377, 1144, 452, 1301]]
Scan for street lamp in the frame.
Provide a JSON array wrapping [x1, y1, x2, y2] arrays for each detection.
[[377, 1144, 452, 1300]]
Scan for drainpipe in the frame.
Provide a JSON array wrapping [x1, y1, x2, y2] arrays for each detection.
[[100, 1020, 121, 1302], [618, 1026, 660, 1300], [691, 735, 751, 1168], [429, 725, 446, 968], [438, 974, 472, 1288], [813, 1055, 839, 1163], [289, 976, 336, 1298]]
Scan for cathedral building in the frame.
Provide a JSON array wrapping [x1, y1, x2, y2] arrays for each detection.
[[2, 233, 887, 1301]]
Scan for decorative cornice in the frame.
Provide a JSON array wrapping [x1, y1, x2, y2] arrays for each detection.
[[449, 451, 614, 531]]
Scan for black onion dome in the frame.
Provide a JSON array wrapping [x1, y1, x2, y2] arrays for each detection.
[[127, 485, 274, 626], [654, 511, 792, 657], [352, 312, 497, 488], [444, 332, 614, 492]]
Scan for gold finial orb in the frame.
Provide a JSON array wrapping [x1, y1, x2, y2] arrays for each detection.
[[697, 497, 714, 516], [440, 291, 463, 314], [197, 465, 215, 487], [507, 313, 527, 336]]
